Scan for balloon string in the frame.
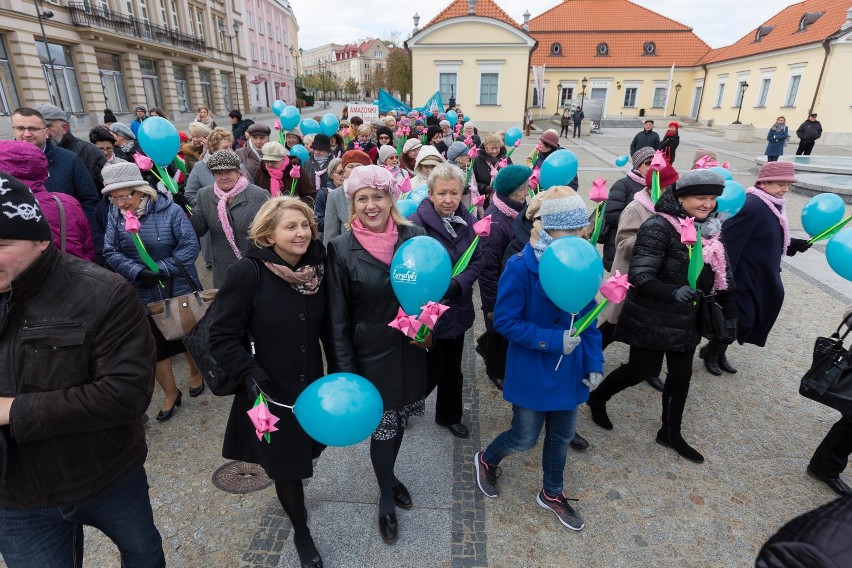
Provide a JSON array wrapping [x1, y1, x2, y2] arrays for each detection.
[[554, 313, 577, 371], [253, 380, 294, 411]]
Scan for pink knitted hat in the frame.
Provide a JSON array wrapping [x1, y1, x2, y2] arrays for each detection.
[[756, 161, 797, 184], [343, 165, 399, 200]]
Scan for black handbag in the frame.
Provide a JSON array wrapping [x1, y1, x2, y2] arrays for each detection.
[[183, 260, 259, 396], [799, 315, 852, 416], [699, 294, 726, 341]]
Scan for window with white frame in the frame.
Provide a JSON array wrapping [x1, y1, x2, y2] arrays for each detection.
[[559, 86, 574, 107], [756, 77, 771, 107], [375, 50, 382, 58], [651, 86, 666, 108], [714, 79, 727, 108], [479, 73, 498, 105], [258, 18, 264, 35], [623, 87, 637, 107], [170, 0, 179, 28], [217, 18, 225, 51], [734, 79, 748, 107], [250, 43, 257, 60], [138, 58, 163, 110], [96, 52, 128, 112], [247, 12, 254, 29], [36, 41, 84, 113], [173, 64, 190, 113], [784, 72, 802, 106], [194, 7, 204, 39], [261, 47, 267, 63], [532, 87, 546, 107], [0, 34, 22, 115], [199, 68, 212, 110], [139, 0, 149, 21], [158, 0, 168, 26], [439, 72, 457, 102]]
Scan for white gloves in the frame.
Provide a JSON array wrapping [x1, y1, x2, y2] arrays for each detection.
[[562, 331, 581, 355], [582, 372, 603, 390]]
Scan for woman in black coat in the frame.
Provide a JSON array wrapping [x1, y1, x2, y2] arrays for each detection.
[[326, 165, 430, 545], [588, 170, 736, 464], [209, 197, 327, 568], [473, 134, 512, 201], [660, 122, 680, 164]]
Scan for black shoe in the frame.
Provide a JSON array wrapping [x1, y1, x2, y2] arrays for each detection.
[[699, 344, 722, 376], [489, 376, 504, 390], [587, 399, 613, 430], [156, 390, 182, 422], [718, 351, 738, 374], [379, 513, 398, 544], [399, 414, 408, 430], [475, 333, 487, 361], [646, 376, 665, 392], [656, 427, 704, 463], [294, 533, 322, 568], [393, 483, 412, 510], [189, 382, 205, 397], [142, 413, 149, 424], [569, 432, 589, 451], [444, 423, 470, 439], [205, 262, 213, 270], [807, 466, 852, 496]]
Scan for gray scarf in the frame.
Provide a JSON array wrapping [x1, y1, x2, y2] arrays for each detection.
[[531, 228, 554, 261], [441, 214, 467, 238]]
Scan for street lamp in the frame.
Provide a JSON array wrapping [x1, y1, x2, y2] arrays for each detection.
[[219, 20, 241, 111], [670, 82, 682, 117], [318, 57, 329, 108], [33, 0, 65, 110], [580, 77, 588, 109], [733, 81, 749, 124]]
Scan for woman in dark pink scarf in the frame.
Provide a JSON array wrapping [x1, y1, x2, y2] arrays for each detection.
[[0, 140, 94, 261]]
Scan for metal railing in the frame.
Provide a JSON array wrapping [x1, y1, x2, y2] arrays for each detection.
[[68, 3, 206, 53]]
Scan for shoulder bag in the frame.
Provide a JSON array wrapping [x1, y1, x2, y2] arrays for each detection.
[[147, 258, 216, 340], [799, 315, 852, 416]]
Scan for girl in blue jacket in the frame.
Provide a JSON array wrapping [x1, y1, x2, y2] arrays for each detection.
[[474, 190, 604, 531]]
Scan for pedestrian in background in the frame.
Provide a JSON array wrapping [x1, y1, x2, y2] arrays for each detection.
[[660, 122, 680, 164], [236, 124, 270, 179], [571, 105, 585, 138], [195, 105, 217, 129], [229, 110, 254, 149], [130, 105, 147, 137], [765, 116, 789, 162], [630, 120, 661, 156], [795, 113, 822, 156], [559, 108, 571, 138]]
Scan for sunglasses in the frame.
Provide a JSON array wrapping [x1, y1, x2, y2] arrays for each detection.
[[642, 160, 653, 166]]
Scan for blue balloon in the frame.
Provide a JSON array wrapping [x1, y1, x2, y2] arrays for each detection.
[[293, 373, 383, 446], [373, 99, 379, 105], [320, 113, 339, 137], [289, 144, 310, 164], [827, 230, 852, 281], [539, 149, 579, 190], [271, 99, 286, 117], [446, 110, 458, 127], [716, 180, 747, 219], [802, 193, 846, 237], [408, 184, 429, 205], [615, 155, 629, 167], [300, 118, 321, 135], [505, 127, 523, 147], [539, 237, 603, 314], [137, 116, 180, 167], [395, 198, 419, 217], [390, 236, 451, 315], [708, 166, 733, 181], [280, 106, 300, 130]]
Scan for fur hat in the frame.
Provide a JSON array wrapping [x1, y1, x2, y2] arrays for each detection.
[[261, 142, 288, 162], [426, 125, 443, 143], [632, 146, 657, 169], [311, 134, 332, 153], [343, 164, 397, 199], [188, 121, 212, 138], [341, 150, 372, 169], [206, 150, 242, 172], [446, 141, 469, 163], [402, 138, 422, 155], [539, 131, 560, 149], [756, 161, 797, 184], [539, 192, 589, 231], [673, 169, 724, 197], [493, 165, 532, 196], [645, 164, 680, 189], [0, 173, 51, 241], [375, 126, 394, 141], [109, 122, 135, 141], [101, 162, 146, 194], [247, 123, 271, 137], [378, 145, 398, 165], [34, 103, 68, 122]]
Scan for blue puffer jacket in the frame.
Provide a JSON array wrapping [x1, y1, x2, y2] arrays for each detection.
[[494, 243, 603, 411], [103, 193, 201, 309], [43, 140, 100, 219]]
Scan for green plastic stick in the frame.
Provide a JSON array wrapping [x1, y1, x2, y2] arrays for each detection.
[[571, 300, 608, 337]]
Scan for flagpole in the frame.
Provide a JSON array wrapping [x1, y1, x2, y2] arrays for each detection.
[[663, 63, 674, 116]]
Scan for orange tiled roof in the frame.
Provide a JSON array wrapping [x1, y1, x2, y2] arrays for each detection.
[[700, 0, 850, 64], [422, 0, 522, 31], [529, 0, 692, 32]]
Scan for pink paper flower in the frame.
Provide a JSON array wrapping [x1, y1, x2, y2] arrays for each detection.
[[513, 139, 521, 147], [589, 177, 609, 203], [473, 214, 492, 236], [354, 142, 363, 151], [398, 176, 412, 194], [498, 158, 508, 168], [694, 155, 710, 169], [680, 217, 697, 246], [468, 146, 479, 158], [599, 270, 632, 304], [650, 150, 667, 172], [722, 162, 730, 169], [124, 210, 141, 234], [273, 119, 282, 131], [290, 165, 301, 179], [472, 194, 486, 207], [464, 136, 474, 147], [529, 167, 541, 188], [418, 301, 450, 330], [133, 153, 153, 171], [388, 307, 421, 339], [246, 401, 280, 441], [535, 142, 543, 152]]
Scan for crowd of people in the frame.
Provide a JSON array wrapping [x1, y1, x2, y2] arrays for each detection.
[[0, 101, 849, 568]]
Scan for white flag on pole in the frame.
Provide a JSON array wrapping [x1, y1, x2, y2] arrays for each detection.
[[663, 63, 675, 116]]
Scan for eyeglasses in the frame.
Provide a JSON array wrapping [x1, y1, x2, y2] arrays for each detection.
[[12, 126, 46, 134], [108, 190, 136, 203], [98, 147, 114, 155]]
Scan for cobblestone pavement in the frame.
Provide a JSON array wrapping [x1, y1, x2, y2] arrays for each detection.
[[12, 123, 851, 568]]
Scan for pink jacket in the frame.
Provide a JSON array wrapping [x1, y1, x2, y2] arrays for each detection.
[[0, 140, 95, 260]]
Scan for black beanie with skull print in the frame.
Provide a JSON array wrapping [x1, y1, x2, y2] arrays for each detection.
[[0, 172, 52, 241]]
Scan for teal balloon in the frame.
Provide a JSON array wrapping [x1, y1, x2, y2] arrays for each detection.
[[463, 115, 470, 122], [395, 199, 419, 217], [293, 373, 383, 446], [505, 127, 522, 146], [271, 99, 286, 116], [390, 236, 451, 315], [137, 116, 180, 167], [827, 230, 852, 281], [446, 110, 458, 127], [280, 106, 300, 130], [717, 180, 746, 218], [540, 149, 579, 190], [408, 184, 429, 204], [300, 119, 321, 135], [373, 99, 379, 105], [802, 193, 845, 237], [320, 113, 339, 137], [289, 144, 309, 164], [615, 155, 629, 167], [708, 166, 733, 181], [539, 237, 603, 314]]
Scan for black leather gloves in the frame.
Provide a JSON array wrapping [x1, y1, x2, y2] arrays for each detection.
[[136, 268, 163, 287], [671, 285, 701, 304]]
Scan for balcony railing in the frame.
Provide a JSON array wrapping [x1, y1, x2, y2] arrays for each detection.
[[68, 3, 206, 53]]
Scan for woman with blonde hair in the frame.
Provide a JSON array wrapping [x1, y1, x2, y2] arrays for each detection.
[[195, 105, 217, 129], [185, 127, 238, 205], [210, 196, 327, 568], [182, 121, 213, 173]]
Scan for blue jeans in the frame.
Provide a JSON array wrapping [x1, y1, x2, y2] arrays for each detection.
[[0, 463, 165, 568], [483, 405, 578, 495]]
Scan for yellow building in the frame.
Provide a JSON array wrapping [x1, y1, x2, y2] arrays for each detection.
[[406, 0, 536, 132]]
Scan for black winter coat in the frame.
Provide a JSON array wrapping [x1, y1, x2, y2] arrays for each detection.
[[326, 224, 428, 410], [756, 496, 852, 568], [211, 243, 327, 481], [59, 131, 107, 190], [614, 190, 736, 351], [630, 130, 661, 156], [473, 146, 511, 197], [602, 171, 645, 271], [479, 194, 525, 331], [660, 133, 679, 164]]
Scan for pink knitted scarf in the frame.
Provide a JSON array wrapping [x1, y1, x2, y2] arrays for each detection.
[[627, 169, 646, 186], [351, 216, 398, 266], [746, 187, 790, 255], [266, 160, 288, 197], [493, 193, 520, 219], [656, 210, 729, 292], [213, 176, 249, 259], [633, 189, 655, 214]]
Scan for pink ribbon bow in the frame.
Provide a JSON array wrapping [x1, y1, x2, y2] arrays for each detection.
[[418, 301, 450, 330], [600, 270, 632, 304], [388, 308, 421, 339], [650, 150, 667, 172], [124, 210, 141, 233], [468, 146, 479, 158], [473, 214, 492, 236], [679, 217, 697, 246], [133, 153, 153, 171], [246, 401, 280, 441], [589, 177, 609, 203]]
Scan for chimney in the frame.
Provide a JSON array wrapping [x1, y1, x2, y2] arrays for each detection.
[[523, 10, 531, 31], [468, 0, 477, 15], [842, 7, 852, 30]]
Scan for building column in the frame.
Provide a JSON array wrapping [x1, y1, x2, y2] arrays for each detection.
[[121, 53, 146, 116], [187, 66, 203, 115], [158, 59, 180, 118], [7, 31, 50, 107], [72, 44, 106, 116], [211, 65, 227, 115]]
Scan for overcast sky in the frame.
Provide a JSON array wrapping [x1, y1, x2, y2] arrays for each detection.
[[290, 0, 799, 51]]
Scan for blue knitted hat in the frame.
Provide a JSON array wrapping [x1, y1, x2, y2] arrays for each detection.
[[539, 193, 589, 231], [492, 165, 532, 196]]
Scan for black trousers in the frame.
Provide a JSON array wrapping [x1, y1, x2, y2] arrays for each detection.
[[559, 125, 570, 137], [426, 335, 465, 425], [477, 331, 508, 379], [599, 321, 617, 350], [810, 415, 852, 478], [796, 140, 815, 155], [573, 122, 582, 137], [627, 345, 694, 398]]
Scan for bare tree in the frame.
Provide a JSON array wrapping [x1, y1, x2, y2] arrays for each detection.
[[386, 47, 411, 102]]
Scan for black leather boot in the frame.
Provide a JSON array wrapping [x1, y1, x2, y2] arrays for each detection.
[[587, 365, 642, 430], [656, 392, 704, 463], [698, 342, 722, 376], [717, 344, 737, 374]]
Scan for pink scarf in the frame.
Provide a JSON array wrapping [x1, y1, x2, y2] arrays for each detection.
[[489, 163, 499, 184], [267, 160, 288, 197], [213, 176, 249, 259], [747, 187, 790, 255], [493, 193, 520, 219], [633, 189, 656, 214], [627, 170, 646, 186], [656, 210, 729, 292], [351, 216, 398, 266], [314, 167, 328, 192]]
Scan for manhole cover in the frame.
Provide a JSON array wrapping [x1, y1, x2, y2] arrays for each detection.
[[212, 461, 274, 494]]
